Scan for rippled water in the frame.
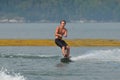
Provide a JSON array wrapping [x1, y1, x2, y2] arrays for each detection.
[[0, 47, 120, 80]]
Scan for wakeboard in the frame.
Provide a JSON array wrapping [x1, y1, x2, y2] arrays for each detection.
[[60, 57, 72, 63]]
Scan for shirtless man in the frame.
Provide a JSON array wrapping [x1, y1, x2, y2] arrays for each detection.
[[55, 20, 70, 58]]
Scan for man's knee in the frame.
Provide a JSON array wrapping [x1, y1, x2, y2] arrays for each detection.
[[62, 46, 65, 49], [66, 46, 70, 50], [62, 46, 70, 50]]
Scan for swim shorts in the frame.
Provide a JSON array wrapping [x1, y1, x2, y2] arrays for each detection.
[[55, 38, 68, 49]]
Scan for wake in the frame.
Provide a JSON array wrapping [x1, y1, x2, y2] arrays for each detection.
[[71, 49, 120, 61], [0, 68, 26, 80], [0, 54, 59, 59]]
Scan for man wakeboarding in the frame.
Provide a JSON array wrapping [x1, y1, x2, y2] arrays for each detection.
[[55, 20, 70, 58]]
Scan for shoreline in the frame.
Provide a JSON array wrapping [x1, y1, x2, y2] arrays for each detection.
[[0, 39, 119, 46]]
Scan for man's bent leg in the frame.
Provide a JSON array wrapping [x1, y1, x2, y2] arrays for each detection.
[[66, 46, 70, 57], [62, 46, 67, 57]]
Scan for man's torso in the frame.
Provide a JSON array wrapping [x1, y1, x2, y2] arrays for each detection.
[[55, 26, 67, 39]]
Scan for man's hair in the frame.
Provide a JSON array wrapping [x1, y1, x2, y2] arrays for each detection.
[[60, 20, 66, 24]]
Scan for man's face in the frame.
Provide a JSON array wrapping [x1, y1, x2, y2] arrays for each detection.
[[60, 21, 66, 27]]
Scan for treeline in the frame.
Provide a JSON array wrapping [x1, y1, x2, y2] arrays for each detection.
[[0, 0, 120, 22]]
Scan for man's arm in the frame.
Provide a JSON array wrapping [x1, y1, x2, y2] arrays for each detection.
[[64, 29, 67, 37]]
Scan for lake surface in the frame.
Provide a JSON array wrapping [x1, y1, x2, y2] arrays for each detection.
[[0, 23, 120, 80], [0, 23, 119, 39]]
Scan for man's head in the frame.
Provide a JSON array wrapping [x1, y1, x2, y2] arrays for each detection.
[[60, 20, 66, 27]]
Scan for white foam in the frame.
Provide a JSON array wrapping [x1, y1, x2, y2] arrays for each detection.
[[71, 48, 120, 61], [0, 53, 59, 58], [37, 55, 59, 58], [0, 68, 26, 80]]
